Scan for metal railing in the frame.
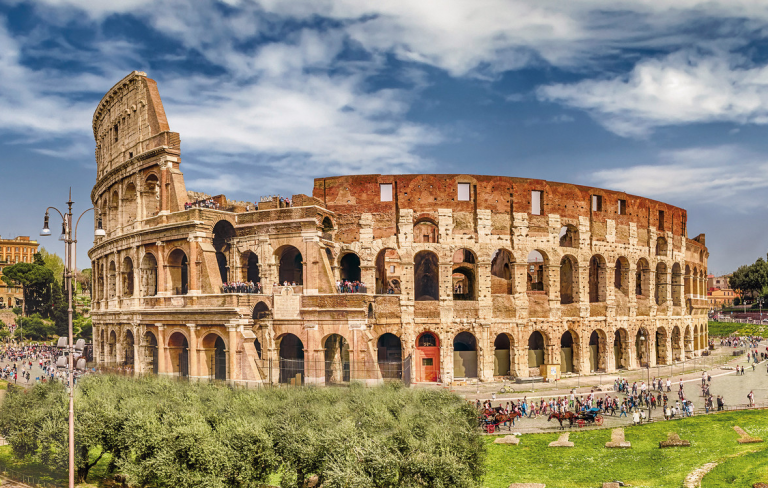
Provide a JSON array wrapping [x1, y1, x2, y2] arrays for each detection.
[[0, 462, 63, 488]]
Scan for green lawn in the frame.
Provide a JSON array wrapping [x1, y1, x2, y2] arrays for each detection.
[[0, 446, 113, 487], [483, 409, 768, 488], [708, 321, 768, 337]]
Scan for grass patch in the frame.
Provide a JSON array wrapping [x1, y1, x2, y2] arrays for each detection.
[[702, 447, 768, 487], [708, 321, 768, 337], [483, 409, 768, 488]]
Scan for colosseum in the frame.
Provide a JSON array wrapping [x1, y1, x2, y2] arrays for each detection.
[[89, 71, 709, 386]]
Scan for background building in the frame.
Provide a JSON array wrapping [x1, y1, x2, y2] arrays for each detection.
[[0, 236, 39, 309], [89, 72, 710, 385]]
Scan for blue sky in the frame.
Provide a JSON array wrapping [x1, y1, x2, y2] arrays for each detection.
[[1, 0, 767, 275]]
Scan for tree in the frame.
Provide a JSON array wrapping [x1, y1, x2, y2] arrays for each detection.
[[39, 247, 65, 285], [1, 255, 54, 317], [730, 256, 768, 305], [15, 315, 55, 341], [76, 268, 92, 294]]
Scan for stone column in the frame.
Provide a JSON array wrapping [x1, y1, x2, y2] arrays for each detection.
[[228, 325, 238, 382], [156, 243, 167, 296], [133, 326, 141, 373], [546, 264, 561, 316], [187, 238, 200, 295], [628, 264, 637, 316], [578, 264, 590, 317], [159, 162, 169, 214], [361, 265, 376, 294], [156, 324, 166, 374], [188, 325, 198, 378]]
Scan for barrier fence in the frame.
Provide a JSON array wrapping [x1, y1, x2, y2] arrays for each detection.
[[0, 462, 63, 488]]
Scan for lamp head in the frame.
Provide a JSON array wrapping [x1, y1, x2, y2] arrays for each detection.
[[40, 212, 51, 237], [94, 210, 105, 237], [58, 221, 66, 241]]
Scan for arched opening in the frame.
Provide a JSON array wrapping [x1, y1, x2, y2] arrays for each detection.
[[655, 262, 668, 305], [526, 250, 547, 292], [671, 326, 682, 361], [635, 328, 650, 367], [124, 183, 138, 224], [121, 257, 134, 297], [109, 190, 120, 232], [656, 237, 668, 257], [560, 255, 577, 304], [340, 253, 362, 282], [321, 217, 334, 240], [559, 225, 579, 248], [528, 331, 545, 368], [168, 332, 189, 377], [491, 249, 515, 294], [212, 220, 235, 283], [589, 255, 606, 303], [277, 246, 303, 285], [108, 261, 117, 299], [143, 174, 160, 218], [252, 301, 270, 320], [377, 333, 402, 379], [416, 332, 440, 382], [453, 332, 478, 378], [108, 330, 117, 364], [614, 257, 629, 296], [636, 259, 650, 297], [414, 251, 439, 301], [375, 248, 401, 294], [671, 263, 683, 306], [655, 328, 668, 365], [242, 251, 260, 284], [493, 334, 515, 377], [99, 329, 105, 359], [278, 334, 304, 384], [613, 329, 628, 369], [122, 329, 135, 368], [589, 330, 607, 372], [140, 253, 158, 297], [413, 219, 439, 243], [560, 331, 575, 373], [168, 249, 188, 295], [367, 303, 374, 319], [452, 267, 476, 300], [143, 331, 158, 374], [202, 334, 227, 381], [324, 334, 350, 384]]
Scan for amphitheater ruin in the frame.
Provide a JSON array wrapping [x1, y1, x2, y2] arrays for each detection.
[[89, 72, 709, 386]]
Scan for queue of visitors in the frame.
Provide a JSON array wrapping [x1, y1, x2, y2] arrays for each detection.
[[337, 280, 367, 293], [184, 198, 220, 210], [221, 281, 262, 294]]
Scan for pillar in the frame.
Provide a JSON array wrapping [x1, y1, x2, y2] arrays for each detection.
[[188, 239, 199, 295], [361, 265, 376, 293], [156, 324, 166, 374], [228, 326, 238, 382], [188, 325, 198, 378], [156, 243, 167, 295]]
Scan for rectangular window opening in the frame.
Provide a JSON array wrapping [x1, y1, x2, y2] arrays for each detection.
[[457, 182, 471, 201], [113, 124, 118, 143], [658, 210, 665, 231], [592, 195, 603, 212], [380, 183, 393, 202], [422, 358, 433, 366], [618, 199, 627, 215], [531, 190, 543, 215], [389, 265, 395, 273]]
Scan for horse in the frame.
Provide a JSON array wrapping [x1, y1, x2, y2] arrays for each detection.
[[494, 411, 522, 431], [547, 411, 576, 430]]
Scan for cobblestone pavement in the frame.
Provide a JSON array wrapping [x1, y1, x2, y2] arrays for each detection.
[[417, 343, 768, 433]]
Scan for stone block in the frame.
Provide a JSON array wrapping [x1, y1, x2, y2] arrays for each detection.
[[659, 432, 690, 448], [548, 432, 574, 447], [494, 435, 520, 445], [605, 428, 631, 448], [734, 426, 763, 444]]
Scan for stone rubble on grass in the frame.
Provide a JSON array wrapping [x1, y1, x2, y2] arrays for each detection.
[[659, 432, 691, 448], [507, 484, 545, 488], [683, 462, 718, 488], [753, 483, 768, 488], [605, 428, 631, 448], [494, 435, 520, 445], [548, 432, 574, 447], [734, 426, 763, 444]]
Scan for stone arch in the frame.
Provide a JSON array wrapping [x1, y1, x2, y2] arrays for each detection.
[[493, 333, 516, 377], [589, 254, 607, 303], [415, 331, 440, 382], [558, 224, 579, 248], [613, 328, 628, 369], [167, 248, 189, 295], [339, 252, 362, 282], [413, 218, 439, 243], [123, 182, 138, 224], [122, 328, 135, 367], [671, 262, 683, 307], [452, 249, 477, 300], [588, 329, 608, 372], [108, 260, 117, 299], [108, 329, 117, 364], [142, 330, 158, 374], [655, 327, 669, 365], [559, 254, 578, 304], [277, 333, 304, 384], [201, 332, 228, 381], [636, 258, 650, 297], [252, 301, 271, 320], [614, 256, 630, 297], [655, 262, 668, 305], [321, 216, 334, 239], [241, 250, 260, 284], [414, 250, 439, 301], [490, 249, 515, 294], [324, 333, 350, 384], [527, 330, 547, 369], [143, 173, 160, 218], [377, 333, 402, 379], [526, 250, 548, 292], [375, 248, 401, 294], [453, 331, 478, 378], [121, 256, 134, 297], [671, 325, 682, 361], [656, 236, 668, 257], [212, 220, 236, 283], [276, 245, 303, 285], [108, 189, 120, 231], [560, 330, 578, 373], [684, 325, 693, 357], [635, 327, 651, 367], [167, 331, 189, 377], [140, 252, 158, 297]]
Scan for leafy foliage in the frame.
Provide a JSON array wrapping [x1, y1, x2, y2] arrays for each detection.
[[0, 376, 485, 487], [38, 248, 65, 286], [729, 256, 768, 303], [1, 254, 54, 316], [14, 315, 55, 341]]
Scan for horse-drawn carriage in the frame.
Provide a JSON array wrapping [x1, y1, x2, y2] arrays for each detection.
[[479, 407, 521, 433], [576, 407, 604, 427]]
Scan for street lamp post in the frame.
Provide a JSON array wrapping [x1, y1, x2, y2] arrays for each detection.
[[40, 190, 104, 488], [639, 333, 651, 421]]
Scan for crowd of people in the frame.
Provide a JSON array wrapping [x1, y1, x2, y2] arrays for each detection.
[[336, 280, 367, 293], [221, 281, 262, 294], [0, 343, 90, 385], [184, 198, 221, 210]]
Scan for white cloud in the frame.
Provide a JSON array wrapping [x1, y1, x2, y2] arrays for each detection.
[[591, 145, 768, 204], [538, 51, 768, 137]]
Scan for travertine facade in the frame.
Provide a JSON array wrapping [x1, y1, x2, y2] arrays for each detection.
[[89, 72, 709, 385]]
